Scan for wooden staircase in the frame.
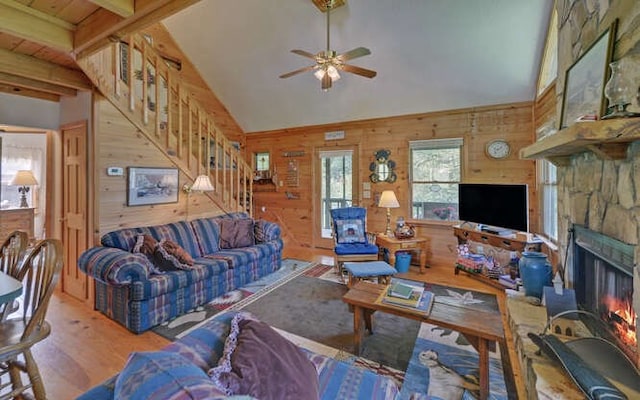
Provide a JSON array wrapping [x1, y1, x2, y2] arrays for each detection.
[[76, 34, 252, 215]]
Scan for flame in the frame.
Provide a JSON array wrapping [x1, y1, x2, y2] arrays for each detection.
[[603, 295, 637, 348]]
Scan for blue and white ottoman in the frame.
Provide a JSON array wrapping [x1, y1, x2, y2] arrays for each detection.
[[343, 261, 397, 288]]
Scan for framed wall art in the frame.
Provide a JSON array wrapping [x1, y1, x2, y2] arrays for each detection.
[[127, 167, 179, 206], [560, 19, 617, 128]]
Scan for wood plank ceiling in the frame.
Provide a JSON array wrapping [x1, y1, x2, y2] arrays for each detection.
[[0, 0, 199, 101]]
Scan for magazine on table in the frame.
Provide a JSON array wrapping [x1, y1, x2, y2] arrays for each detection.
[[377, 277, 435, 315]]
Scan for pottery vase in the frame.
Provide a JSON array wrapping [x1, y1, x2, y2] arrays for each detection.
[[519, 251, 552, 299]]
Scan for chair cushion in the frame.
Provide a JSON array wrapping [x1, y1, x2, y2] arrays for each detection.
[[343, 261, 396, 277], [334, 242, 379, 255], [114, 351, 228, 400], [209, 312, 320, 400]]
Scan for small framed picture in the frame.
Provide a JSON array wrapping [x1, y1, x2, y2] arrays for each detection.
[[127, 167, 179, 206]]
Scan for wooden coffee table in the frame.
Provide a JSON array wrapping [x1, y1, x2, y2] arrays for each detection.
[[342, 281, 516, 400]]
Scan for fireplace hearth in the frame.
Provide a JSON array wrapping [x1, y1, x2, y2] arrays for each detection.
[[572, 224, 637, 365]]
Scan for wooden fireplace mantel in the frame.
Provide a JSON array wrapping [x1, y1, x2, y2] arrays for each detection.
[[519, 118, 640, 166]]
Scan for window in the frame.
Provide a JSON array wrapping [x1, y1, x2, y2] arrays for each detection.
[[537, 5, 558, 95], [410, 138, 462, 220], [255, 152, 270, 171], [539, 160, 557, 240]]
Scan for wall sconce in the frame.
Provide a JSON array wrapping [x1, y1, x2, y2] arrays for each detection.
[[10, 170, 38, 208]]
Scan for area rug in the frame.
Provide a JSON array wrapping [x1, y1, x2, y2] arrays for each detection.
[[152, 258, 315, 340]]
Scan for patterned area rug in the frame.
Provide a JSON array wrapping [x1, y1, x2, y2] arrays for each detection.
[[152, 258, 315, 340]]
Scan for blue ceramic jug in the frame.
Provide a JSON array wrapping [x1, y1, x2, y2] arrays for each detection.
[[519, 251, 552, 299]]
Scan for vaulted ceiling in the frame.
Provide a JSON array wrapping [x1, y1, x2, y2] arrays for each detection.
[[0, 0, 553, 133]]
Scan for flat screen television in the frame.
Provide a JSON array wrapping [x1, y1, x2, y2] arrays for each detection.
[[458, 183, 528, 233]]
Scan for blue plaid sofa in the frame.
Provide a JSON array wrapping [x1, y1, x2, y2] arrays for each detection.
[[77, 312, 399, 400], [78, 213, 283, 333]]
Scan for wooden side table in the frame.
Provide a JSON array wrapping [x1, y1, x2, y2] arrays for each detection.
[[375, 234, 429, 274]]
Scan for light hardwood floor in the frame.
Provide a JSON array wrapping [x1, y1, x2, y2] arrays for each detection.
[[35, 246, 525, 399]]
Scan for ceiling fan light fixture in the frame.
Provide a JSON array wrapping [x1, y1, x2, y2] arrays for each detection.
[[314, 69, 326, 81], [327, 65, 340, 81]]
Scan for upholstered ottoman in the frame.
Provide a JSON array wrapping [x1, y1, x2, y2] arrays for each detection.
[[343, 261, 397, 288]]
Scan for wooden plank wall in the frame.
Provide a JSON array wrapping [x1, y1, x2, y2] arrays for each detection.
[[246, 102, 537, 266], [94, 95, 223, 240]]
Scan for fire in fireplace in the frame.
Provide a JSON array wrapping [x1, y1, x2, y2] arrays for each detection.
[[572, 224, 637, 364]]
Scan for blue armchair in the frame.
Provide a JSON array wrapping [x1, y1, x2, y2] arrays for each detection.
[[330, 207, 379, 277]]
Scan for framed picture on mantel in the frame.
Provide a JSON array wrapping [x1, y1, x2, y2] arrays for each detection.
[[560, 19, 617, 129]]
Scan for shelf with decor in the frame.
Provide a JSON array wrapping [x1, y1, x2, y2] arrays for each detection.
[[519, 118, 640, 166]]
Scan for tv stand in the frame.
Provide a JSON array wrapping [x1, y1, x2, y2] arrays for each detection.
[[453, 224, 542, 289], [479, 225, 513, 236]]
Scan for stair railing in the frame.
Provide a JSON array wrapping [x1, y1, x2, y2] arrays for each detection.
[[77, 34, 252, 216]]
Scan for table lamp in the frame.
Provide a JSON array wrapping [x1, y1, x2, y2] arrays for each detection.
[[10, 170, 38, 208], [378, 190, 400, 237]]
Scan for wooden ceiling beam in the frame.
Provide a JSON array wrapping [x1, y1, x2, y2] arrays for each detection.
[[0, 48, 91, 90], [89, 0, 134, 18], [0, 0, 74, 52], [0, 83, 60, 102], [74, 0, 201, 57], [0, 72, 78, 97]]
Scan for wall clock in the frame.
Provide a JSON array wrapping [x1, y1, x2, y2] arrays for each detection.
[[486, 139, 511, 159]]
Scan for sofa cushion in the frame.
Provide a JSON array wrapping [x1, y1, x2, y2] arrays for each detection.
[[209, 312, 320, 400], [102, 227, 152, 251], [114, 351, 228, 400], [153, 239, 195, 271], [219, 219, 255, 249], [190, 217, 221, 255], [147, 221, 202, 258]]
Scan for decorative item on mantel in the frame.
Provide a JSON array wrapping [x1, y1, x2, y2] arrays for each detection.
[[602, 57, 640, 119]]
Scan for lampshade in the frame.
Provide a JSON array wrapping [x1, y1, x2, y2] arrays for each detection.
[[190, 174, 214, 192], [10, 170, 38, 186], [378, 190, 399, 208]]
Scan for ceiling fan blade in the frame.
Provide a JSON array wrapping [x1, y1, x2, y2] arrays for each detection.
[[291, 49, 317, 60], [279, 65, 316, 79], [340, 64, 377, 78], [336, 47, 371, 61], [321, 73, 332, 90]]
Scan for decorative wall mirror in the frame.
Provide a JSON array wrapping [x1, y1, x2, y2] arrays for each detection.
[[369, 149, 397, 183]]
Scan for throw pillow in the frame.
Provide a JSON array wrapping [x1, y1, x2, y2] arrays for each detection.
[[132, 234, 157, 258], [114, 351, 229, 400], [218, 219, 255, 249], [158, 239, 194, 265], [335, 219, 366, 244], [209, 313, 320, 400], [153, 239, 194, 271]]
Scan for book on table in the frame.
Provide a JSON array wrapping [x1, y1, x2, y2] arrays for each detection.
[[377, 277, 435, 315]]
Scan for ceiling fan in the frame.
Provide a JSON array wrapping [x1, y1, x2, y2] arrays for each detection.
[[279, 0, 377, 91]]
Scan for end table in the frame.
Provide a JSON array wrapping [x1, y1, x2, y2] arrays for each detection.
[[375, 234, 429, 274]]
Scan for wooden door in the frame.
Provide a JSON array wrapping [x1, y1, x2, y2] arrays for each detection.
[[61, 121, 89, 301]]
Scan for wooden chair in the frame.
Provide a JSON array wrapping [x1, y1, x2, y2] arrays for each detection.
[[0, 239, 63, 400], [0, 231, 29, 278], [330, 207, 379, 279]]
